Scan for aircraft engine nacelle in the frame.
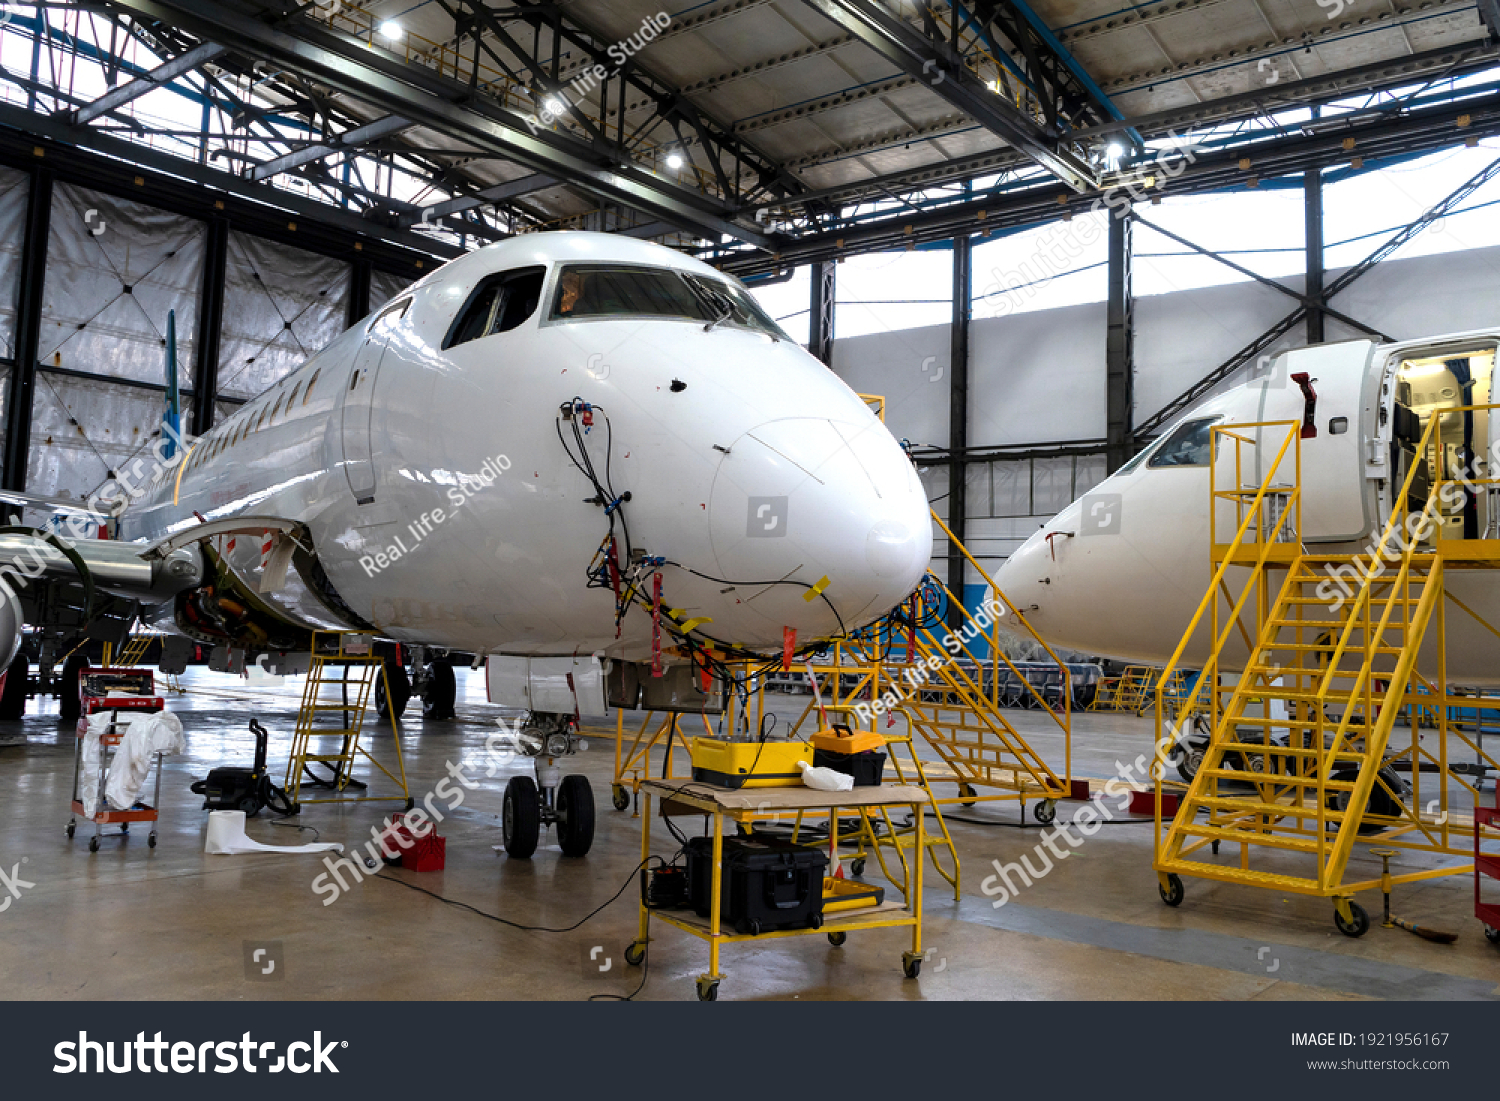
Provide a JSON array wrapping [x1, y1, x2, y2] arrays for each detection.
[[0, 583, 24, 677]]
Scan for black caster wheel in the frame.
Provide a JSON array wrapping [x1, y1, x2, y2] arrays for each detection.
[[502, 775, 541, 859], [902, 952, 922, 979], [625, 941, 646, 966], [1159, 873, 1184, 907], [65, 822, 74, 839], [1485, 926, 1500, 946], [1334, 901, 1370, 938], [851, 858, 866, 877], [808, 912, 823, 930], [1211, 840, 1221, 855], [611, 784, 631, 812], [88, 836, 99, 853], [120, 822, 128, 834], [404, 797, 416, 812], [147, 833, 157, 849], [1033, 799, 1057, 825], [696, 977, 720, 1002], [959, 783, 977, 808], [827, 931, 847, 946]]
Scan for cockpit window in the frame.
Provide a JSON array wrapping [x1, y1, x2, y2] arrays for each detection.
[[444, 266, 546, 349], [548, 263, 788, 339], [1148, 416, 1222, 468]]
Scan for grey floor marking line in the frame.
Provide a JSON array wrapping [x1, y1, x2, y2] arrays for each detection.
[[951, 895, 1500, 1000]]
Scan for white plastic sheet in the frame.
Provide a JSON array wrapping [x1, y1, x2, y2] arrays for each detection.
[[797, 759, 854, 792], [78, 709, 186, 816], [204, 811, 344, 856]]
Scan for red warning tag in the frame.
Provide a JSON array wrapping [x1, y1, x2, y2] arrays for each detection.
[[782, 626, 796, 671]]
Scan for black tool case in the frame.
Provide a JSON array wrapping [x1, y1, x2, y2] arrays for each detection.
[[813, 747, 887, 786], [686, 835, 829, 935]]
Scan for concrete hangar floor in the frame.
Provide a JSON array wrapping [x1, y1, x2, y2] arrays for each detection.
[[0, 667, 1493, 1001]]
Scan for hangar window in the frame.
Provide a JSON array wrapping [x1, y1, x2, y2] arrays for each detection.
[[1148, 416, 1222, 469], [444, 266, 546, 349]]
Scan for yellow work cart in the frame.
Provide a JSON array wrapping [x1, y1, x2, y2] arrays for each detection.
[[629, 779, 929, 1001]]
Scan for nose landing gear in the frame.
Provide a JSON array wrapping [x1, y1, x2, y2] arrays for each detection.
[[500, 713, 595, 858]]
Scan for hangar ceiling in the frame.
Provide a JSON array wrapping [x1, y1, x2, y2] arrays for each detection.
[[0, 0, 1492, 269]]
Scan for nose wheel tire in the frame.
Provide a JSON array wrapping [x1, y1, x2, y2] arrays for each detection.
[[1334, 901, 1370, 938], [1158, 873, 1184, 907], [556, 774, 595, 857], [502, 776, 540, 858], [1033, 799, 1057, 825], [421, 661, 456, 720], [611, 784, 631, 812]]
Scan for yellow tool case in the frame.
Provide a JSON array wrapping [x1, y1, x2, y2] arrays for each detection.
[[691, 737, 812, 788], [810, 724, 885, 755]]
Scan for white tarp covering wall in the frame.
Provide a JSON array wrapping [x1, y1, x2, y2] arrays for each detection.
[[369, 268, 415, 317], [27, 183, 203, 499], [215, 231, 350, 404], [0, 166, 29, 362]]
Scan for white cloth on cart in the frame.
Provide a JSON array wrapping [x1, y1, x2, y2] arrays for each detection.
[[204, 810, 344, 855], [78, 710, 186, 817]]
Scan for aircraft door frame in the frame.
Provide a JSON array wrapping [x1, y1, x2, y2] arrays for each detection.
[[340, 298, 409, 504]]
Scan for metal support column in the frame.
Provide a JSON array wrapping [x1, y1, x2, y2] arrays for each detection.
[[808, 260, 835, 366], [3, 166, 51, 502], [347, 257, 373, 329], [947, 234, 971, 629], [190, 215, 228, 437], [1304, 169, 1325, 344], [1105, 209, 1134, 473]]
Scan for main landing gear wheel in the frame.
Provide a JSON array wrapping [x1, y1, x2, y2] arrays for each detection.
[[1159, 873, 1184, 907], [502, 776, 540, 858], [1033, 799, 1057, 825], [555, 774, 595, 857], [1334, 900, 1370, 938], [60, 654, 88, 723], [902, 951, 922, 979], [375, 653, 410, 721], [611, 784, 631, 812], [696, 977, 720, 1001], [0, 657, 28, 720], [421, 661, 456, 720], [625, 941, 646, 966]]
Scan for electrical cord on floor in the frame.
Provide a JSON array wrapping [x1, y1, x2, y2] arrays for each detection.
[[376, 854, 661, 934], [269, 816, 321, 843]]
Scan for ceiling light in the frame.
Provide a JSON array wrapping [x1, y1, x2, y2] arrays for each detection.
[[378, 20, 404, 41], [1106, 142, 1124, 160], [544, 94, 566, 115], [666, 152, 684, 169]]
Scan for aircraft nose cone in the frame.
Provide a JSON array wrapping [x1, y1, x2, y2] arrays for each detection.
[[707, 417, 931, 637]]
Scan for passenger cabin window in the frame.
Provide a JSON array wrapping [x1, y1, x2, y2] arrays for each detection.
[[1148, 416, 1221, 468], [547, 264, 788, 339], [444, 267, 546, 349]]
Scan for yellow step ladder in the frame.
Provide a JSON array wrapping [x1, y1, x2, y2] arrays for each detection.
[[284, 631, 410, 810], [1153, 414, 1500, 935]]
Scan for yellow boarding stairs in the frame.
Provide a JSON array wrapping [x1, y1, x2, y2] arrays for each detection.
[[284, 630, 410, 810], [1153, 415, 1500, 935]]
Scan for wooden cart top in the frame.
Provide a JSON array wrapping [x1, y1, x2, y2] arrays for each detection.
[[638, 779, 929, 813]]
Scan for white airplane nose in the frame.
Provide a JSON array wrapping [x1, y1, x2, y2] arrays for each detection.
[[706, 417, 931, 637]]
